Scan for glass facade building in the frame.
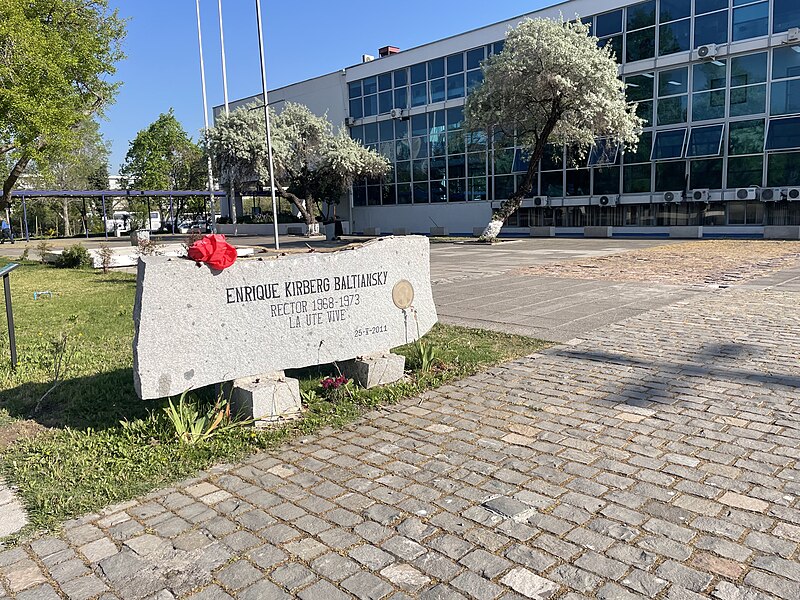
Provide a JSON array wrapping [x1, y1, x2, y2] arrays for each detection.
[[222, 0, 800, 233]]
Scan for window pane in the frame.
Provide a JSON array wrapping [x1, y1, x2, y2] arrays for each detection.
[[412, 158, 428, 181], [378, 91, 393, 114], [466, 47, 485, 70], [624, 164, 652, 192], [767, 151, 800, 186], [349, 125, 363, 143], [413, 182, 429, 203], [659, 20, 691, 55], [627, 1, 655, 29], [410, 83, 427, 107], [429, 109, 447, 132], [566, 169, 591, 196], [729, 84, 766, 116], [493, 40, 505, 54], [772, 46, 800, 80], [466, 70, 484, 93], [770, 80, 800, 116], [655, 161, 687, 191], [467, 152, 486, 177], [447, 130, 465, 154], [658, 95, 688, 124], [637, 100, 654, 126], [428, 58, 445, 79], [397, 183, 412, 204], [541, 171, 564, 196], [396, 139, 410, 161], [695, 0, 728, 15], [690, 158, 723, 188], [693, 61, 727, 91], [626, 73, 655, 101], [692, 90, 726, 121], [448, 178, 465, 202], [378, 73, 392, 92], [394, 88, 408, 110], [660, 0, 690, 22], [774, 0, 800, 33], [447, 53, 464, 74], [728, 201, 746, 224], [730, 53, 767, 86], [494, 148, 514, 175], [429, 180, 447, 203], [593, 166, 621, 194], [626, 28, 656, 62], [694, 11, 729, 46], [379, 120, 394, 141], [652, 128, 687, 159], [448, 154, 465, 178], [363, 77, 377, 95], [411, 137, 428, 159], [732, 2, 768, 41], [348, 81, 362, 99], [493, 175, 515, 200], [659, 68, 689, 95], [588, 138, 621, 165], [468, 177, 487, 201], [410, 64, 426, 84], [349, 98, 363, 119], [541, 144, 562, 170], [367, 186, 381, 206], [766, 116, 800, 150], [596, 9, 623, 36], [446, 74, 464, 99], [599, 36, 623, 62], [383, 184, 396, 205], [395, 161, 410, 183], [429, 78, 445, 103], [466, 131, 487, 152], [745, 201, 763, 224], [364, 123, 378, 145], [429, 156, 446, 180], [625, 131, 653, 163], [353, 186, 366, 206], [727, 155, 763, 187], [393, 69, 407, 88], [686, 124, 724, 156], [728, 119, 765, 155], [447, 107, 463, 130]]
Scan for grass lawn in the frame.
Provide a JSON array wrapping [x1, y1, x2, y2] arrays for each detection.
[[0, 260, 548, 539]]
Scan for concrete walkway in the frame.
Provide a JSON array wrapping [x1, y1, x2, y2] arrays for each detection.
[[1, 281, 799, 598]]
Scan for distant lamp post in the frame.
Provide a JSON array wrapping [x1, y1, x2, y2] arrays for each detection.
[[255, 0, 280, 251]]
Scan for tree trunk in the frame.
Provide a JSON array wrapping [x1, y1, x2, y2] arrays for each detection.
[[480, 119, 560, 241], [277, 189, 317, 236], [1, 154, 32, 210], [62, 198, 71, 237]]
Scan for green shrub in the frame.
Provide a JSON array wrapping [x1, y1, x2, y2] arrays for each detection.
[[55, 244, 93, 269]]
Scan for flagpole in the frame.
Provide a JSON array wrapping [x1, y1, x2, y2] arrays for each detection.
[[217, 0, 237, 233], [195, 0, 217, 233], [255, 0, 280, 250]]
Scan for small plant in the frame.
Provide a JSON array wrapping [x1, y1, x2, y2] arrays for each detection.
[[19, 248, 29, 261], [136, 239, 163, 257], [163, 390, 250, 444], [300, 388, 320, 405], [35, 330, 76, 413], [414, 339, 439, 374], [55, 244, 93, 269], [36, 238, 53, 263], [321, 375, 352, 402], [97, 244, 114, 273]]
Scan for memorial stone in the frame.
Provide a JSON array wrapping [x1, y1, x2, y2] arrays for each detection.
[[133, 236, 437, 399]]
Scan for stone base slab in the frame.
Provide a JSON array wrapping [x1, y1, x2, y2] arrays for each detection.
[[764, 226, 800, 240], [669, 226, 703, 238], [430, 227, 449, 236], [340, 352, 405, 388], [584, 226, 613, 238], [529, 226, 555, 237], [363, 227, 381, 236], [228, 372, 302, 427], [392, 227, 409, 236]]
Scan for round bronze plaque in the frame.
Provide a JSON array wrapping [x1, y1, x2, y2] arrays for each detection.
[[392, 280, 415, 309]]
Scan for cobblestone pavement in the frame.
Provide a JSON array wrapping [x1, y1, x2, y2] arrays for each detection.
[[2, 286, 799, 599]]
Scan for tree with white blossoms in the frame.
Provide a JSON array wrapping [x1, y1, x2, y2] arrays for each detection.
[[206, 102, 389, 234], [465, 18, 643, 240]]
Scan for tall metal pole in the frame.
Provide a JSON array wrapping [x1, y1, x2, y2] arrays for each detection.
[[101, 195, 108, 239], [195, 0, 217, 234], [22, 196, 29, 242], [217, 0, 238, 233], [255, 0, 280, 250]]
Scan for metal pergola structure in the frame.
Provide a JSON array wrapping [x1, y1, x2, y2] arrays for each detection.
[[9, 189, 227, 241]]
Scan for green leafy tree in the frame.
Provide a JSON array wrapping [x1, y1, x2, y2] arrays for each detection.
[[207, 102, 389, 233], [465, 18, 642, 240], [0, 0, 125, 209], [120, 109, 206, 226]]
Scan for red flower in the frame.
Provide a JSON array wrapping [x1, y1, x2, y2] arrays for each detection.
[[187, 234, 237, 270]]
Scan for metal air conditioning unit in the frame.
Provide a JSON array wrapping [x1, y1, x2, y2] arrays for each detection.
[[390, 108, 405, 120], [490, 201, 503, 209], [695, 44, 718, 60], [663, 190, 683, 203], [760, 188, 784, 202], [786, 27, 800, 43], [597, 194, 619, 207], [532, 196, 549, 207], [344, 116, 357, 127], [690, 189, 709, 202], [735, 187, 758, 201], [787, 187, 800, 201]]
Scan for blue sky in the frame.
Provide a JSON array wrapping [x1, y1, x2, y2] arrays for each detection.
[[102, 0, 551, 173]]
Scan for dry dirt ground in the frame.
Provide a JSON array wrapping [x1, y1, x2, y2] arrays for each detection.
[[516, 240, 800, 286]]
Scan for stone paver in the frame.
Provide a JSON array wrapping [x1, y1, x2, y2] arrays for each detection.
[[0, 479, 28, 539], [1, 266, 800, 597]]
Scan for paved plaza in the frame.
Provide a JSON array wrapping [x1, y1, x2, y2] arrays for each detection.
[[1, 239, 800, 599]]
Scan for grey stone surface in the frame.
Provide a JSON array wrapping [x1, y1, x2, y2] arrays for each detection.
[[340, 352, 406, 388], [583, 226, 613, 238], [134, 236, 437, 398], [229, 373, 302, 424], [0, 479, 28, 538]]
